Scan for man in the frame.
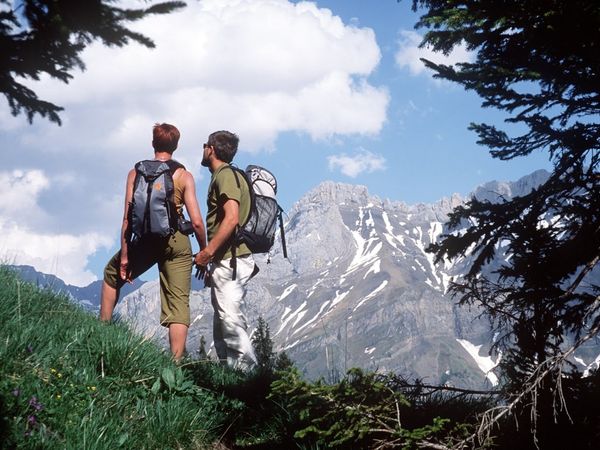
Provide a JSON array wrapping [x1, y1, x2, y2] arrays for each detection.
[[195, 130, 258, 370], [100, 123, 207, 360]]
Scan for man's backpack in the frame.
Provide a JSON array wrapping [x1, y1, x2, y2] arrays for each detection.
[[229, 165, 288, 278], [127, 159, 185, 246]]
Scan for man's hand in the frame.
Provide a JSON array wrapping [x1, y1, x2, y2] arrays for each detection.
[[195, 248, 212, 267]]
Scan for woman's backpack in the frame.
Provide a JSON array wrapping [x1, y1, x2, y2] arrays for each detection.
[[127, 159, 184, 246]]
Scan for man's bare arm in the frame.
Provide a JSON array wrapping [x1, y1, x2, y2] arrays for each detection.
[[195, 198, 239, 267]]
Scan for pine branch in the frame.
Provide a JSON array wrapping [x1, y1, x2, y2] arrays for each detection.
[[452, 309, 600, 450]]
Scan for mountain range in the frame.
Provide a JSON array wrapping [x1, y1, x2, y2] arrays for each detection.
[[12, 169, 600, 389]]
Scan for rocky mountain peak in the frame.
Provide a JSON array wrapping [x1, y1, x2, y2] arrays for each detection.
[[472, 169, 549, 202], [293, 181, 381, 212]]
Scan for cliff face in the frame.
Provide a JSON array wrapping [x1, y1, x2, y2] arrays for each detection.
[[113, 169, 600, 388]]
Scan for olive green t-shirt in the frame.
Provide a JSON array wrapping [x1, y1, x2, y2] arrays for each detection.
[[206, 163, 251, 261]]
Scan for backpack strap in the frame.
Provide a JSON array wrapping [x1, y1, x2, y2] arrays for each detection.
[[165, 159, 185, 175], [278, 206, 288, 259], [225, 167, 240, 280]]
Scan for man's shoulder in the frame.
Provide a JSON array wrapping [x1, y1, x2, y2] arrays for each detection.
[[212, 165, 250, 203], [213, 164, 241, 185]]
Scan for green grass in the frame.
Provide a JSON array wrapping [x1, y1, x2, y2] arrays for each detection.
[[0, 266, 232, 449]]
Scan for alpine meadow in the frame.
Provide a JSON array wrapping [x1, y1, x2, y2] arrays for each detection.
[[1, 0, 600, 449]]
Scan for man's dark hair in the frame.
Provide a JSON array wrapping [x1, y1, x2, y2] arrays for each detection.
[[207, 130, 239, 163]]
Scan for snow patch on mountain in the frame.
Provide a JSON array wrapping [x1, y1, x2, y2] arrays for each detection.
[[279, 284, 297, 302], [293, 300, 332, 336], [364, 260, 381, 278], [413, 223, 443, 288], [576, 353, 600, 378], [382, 210, 406, 253], [330, 289, 351, 309], [276, 301, 307, 336], [307, 277, 326, 298], [354, 280, 388, 311], [457, 339, 500, 386], [341, 223, 382, 283]]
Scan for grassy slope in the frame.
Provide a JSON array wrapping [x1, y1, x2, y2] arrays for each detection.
[[0, 266, 237, 449], [5, 265, 596, 450]]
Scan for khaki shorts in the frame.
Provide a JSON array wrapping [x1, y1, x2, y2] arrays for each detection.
[[104, 232, 192, 327]]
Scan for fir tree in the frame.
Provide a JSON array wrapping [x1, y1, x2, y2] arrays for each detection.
[[0, 0, 185, 125], [274, 350, 294, 372], [252, 316, 275, 373], [411, 0, 600, 445], [198, 335, 207, 360]]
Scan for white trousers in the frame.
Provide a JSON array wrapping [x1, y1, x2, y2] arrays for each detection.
[[210, 254, 257, 371]]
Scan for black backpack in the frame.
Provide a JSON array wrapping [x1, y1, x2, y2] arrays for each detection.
[[229, 165, 288, 278], [127, 159, 185, 246]]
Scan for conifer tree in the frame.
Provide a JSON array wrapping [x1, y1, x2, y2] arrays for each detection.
[[412, 0, 600, 444], [0, 0, 185, 125], [274, 350, 294, 372], [252, 316, 275, 373], [198, 335, 207, 360]]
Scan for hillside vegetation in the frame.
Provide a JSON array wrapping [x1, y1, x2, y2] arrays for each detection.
[[2, 266, 599, 450], [0, 266, 235, 449]]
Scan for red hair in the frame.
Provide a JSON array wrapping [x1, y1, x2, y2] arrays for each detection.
[[152, 123, 180, 153]]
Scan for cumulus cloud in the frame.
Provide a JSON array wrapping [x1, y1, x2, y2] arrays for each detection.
[[10, 0, 388, 153], [1, 170, 49, 215], [0, 170, 112, 286], [328, 149, 386, 178], [395, 30, 473, 78]]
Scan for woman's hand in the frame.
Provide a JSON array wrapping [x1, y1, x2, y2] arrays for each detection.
[[119, 254, 132, 282]]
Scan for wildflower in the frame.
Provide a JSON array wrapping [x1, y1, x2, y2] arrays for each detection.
[[26, 344, 33, 353], [27, 415, 37, 426], [12, 388, 20, 397], [56, 394, 62, 399], [28, 396, 43, 412], [50, 368, 57, 374]]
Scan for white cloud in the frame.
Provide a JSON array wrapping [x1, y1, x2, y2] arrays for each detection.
[[0, 170, 49, 215], [395, 30, 473, 79], [328, 149, 386, 178], [0, 170, 112, 286], [10, 0, 388, 153]]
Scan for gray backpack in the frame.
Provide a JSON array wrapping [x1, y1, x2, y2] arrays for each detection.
[[232, 165, 287, 256], [228, 165, 288, 279], [127, 159, 184, 245]]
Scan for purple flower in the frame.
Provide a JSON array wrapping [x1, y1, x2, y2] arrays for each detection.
[[26, 344, 33, 353], [12, 388, 20, 397], [27, 415, 37, 426], [28, 396, 43, 412]]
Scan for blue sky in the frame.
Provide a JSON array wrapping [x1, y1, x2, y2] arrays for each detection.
[[0, 0, 551, 286]]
